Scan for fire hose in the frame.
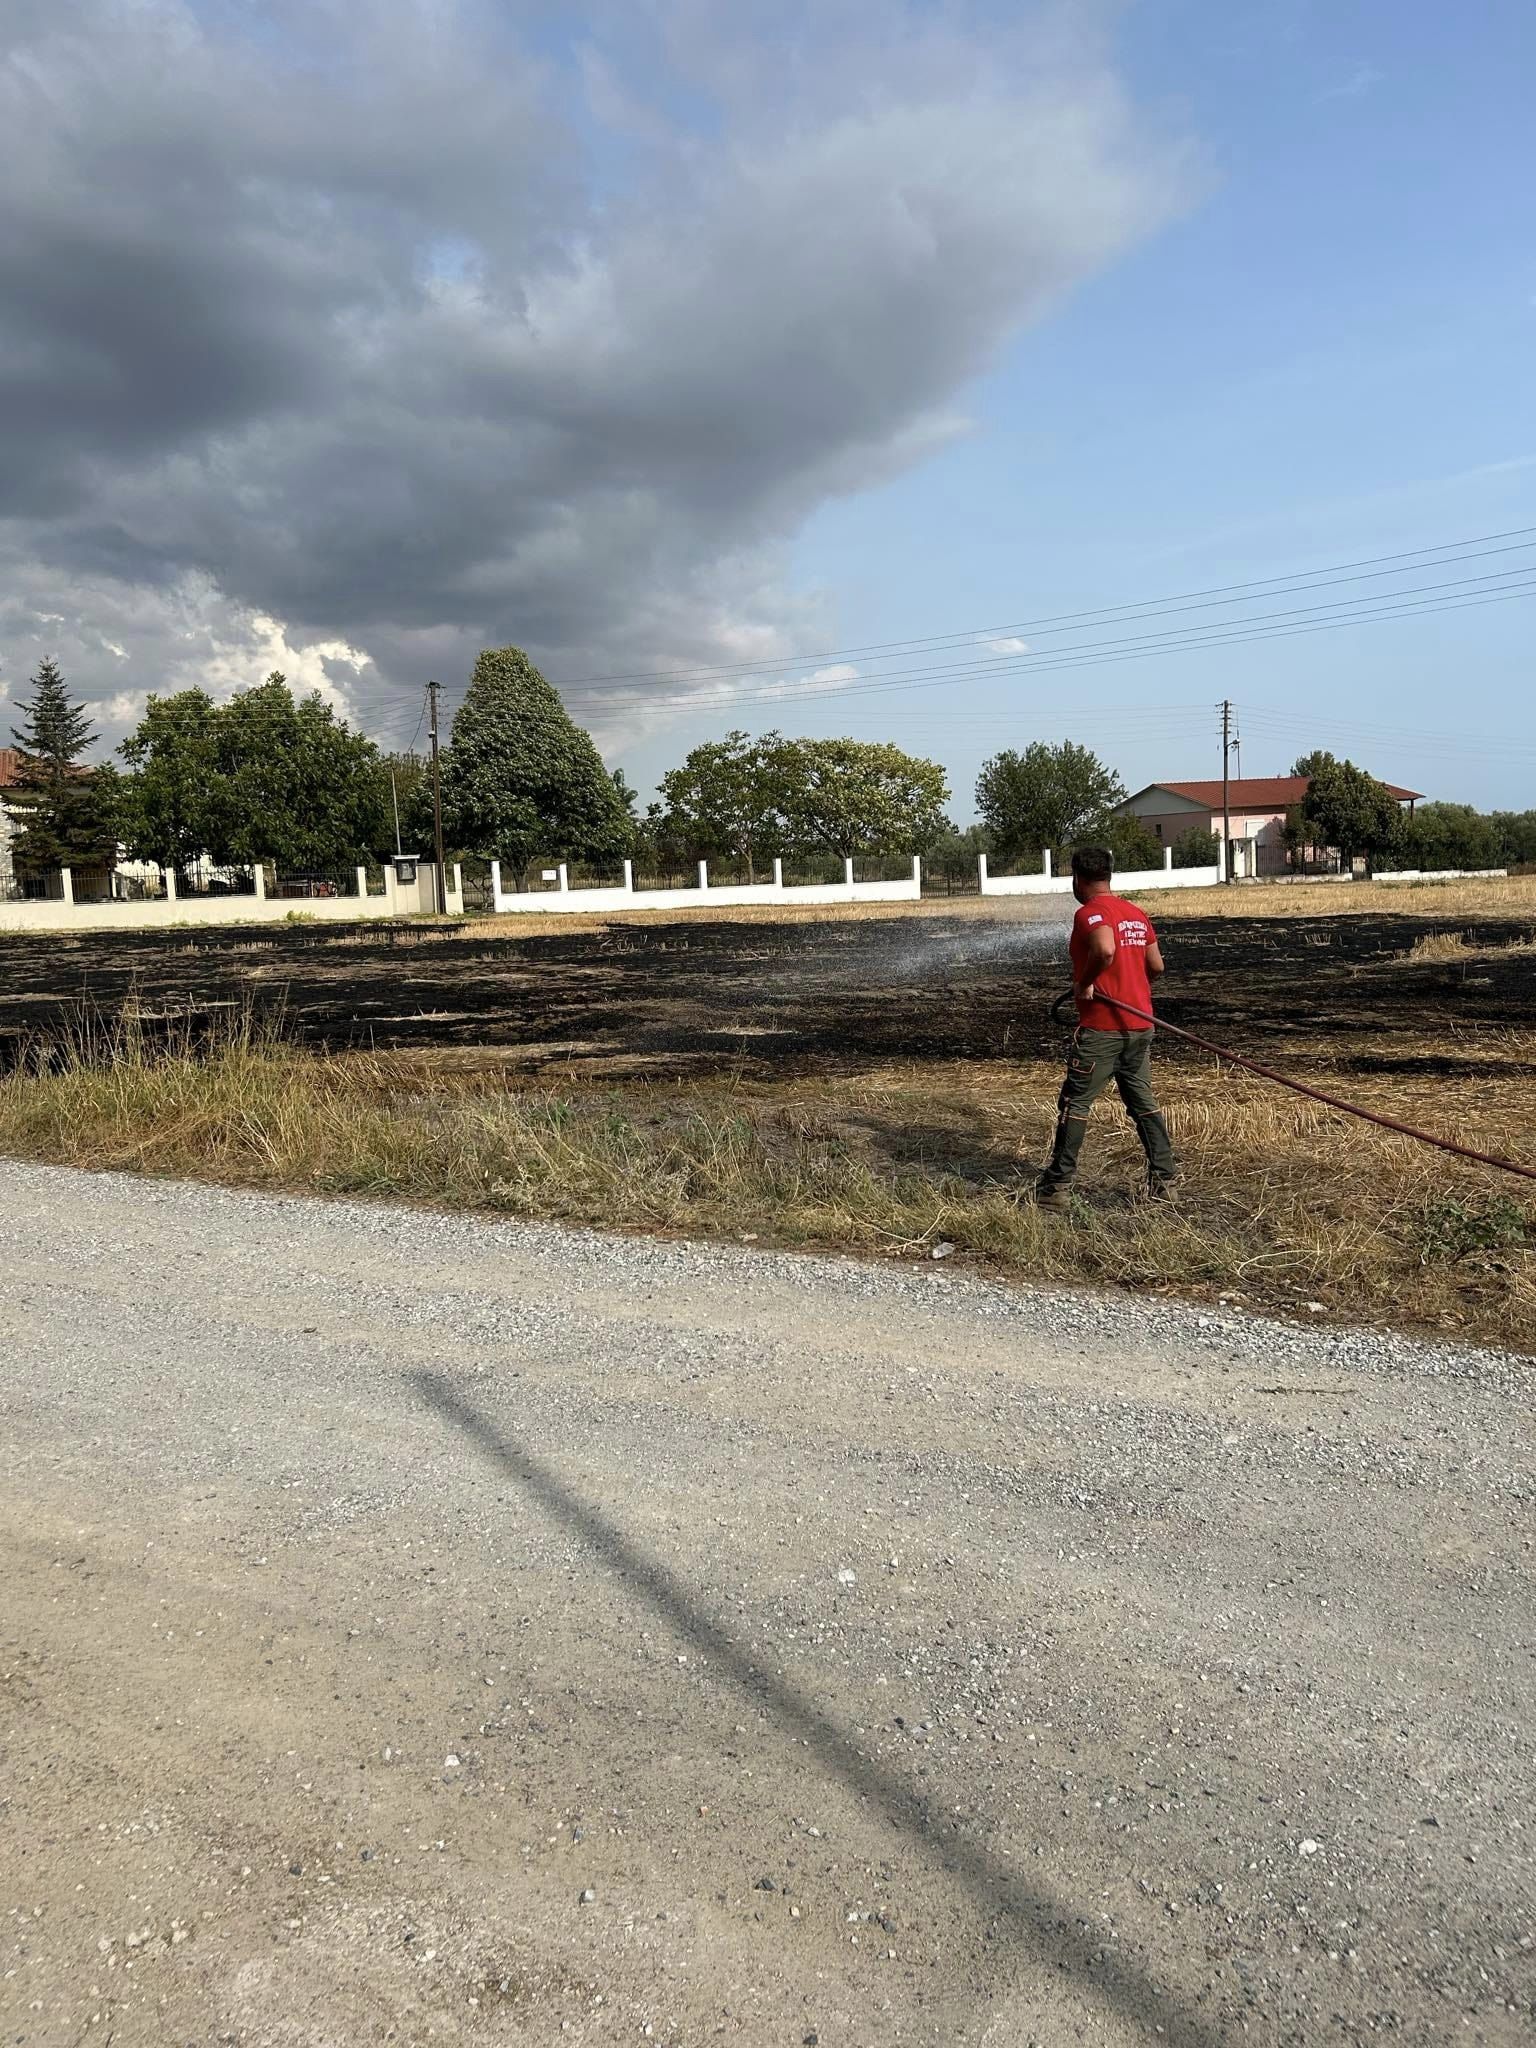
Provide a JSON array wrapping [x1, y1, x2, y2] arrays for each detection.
[[1049, 989, 1536, 1185]]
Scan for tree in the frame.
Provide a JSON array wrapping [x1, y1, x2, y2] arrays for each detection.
[[9, 657, 117, 869], [118, 675, 390, 874], [1170, 823, 1218, 870], [1102, 811, 1163, 874], [657, 729, 783, 880], [926, 821, 992, 892], [118, 688, 229, 873], [1290, 749, 1340, 779], [1393, 802, 1501, 873], [380, 751, 429, 856], [975, 741, 1125, 865], [1490, 810, 1536, 869], [208, 674, 387, 869], [438, 646, 632, 882], [774, 738, 950, 859], [633, 799, 695, 883], [611, 767, 639, 821], [1301, 757, 1403, 872]]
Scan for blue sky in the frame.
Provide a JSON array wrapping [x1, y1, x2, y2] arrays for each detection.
[[627, 0, 1536, 812]]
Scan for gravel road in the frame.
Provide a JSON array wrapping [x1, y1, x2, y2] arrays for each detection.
[[2, 1162, 1532, 2047]]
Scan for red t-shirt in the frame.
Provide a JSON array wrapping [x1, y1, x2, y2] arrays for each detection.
[[1070, 894, 1156, 1032]]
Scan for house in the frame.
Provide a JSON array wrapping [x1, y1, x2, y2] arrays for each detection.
[[1115, 775, 1422, 877]]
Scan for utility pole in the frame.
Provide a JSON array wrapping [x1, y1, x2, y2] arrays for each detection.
[[1220, 697, 1233, 883], [428, 679, 448, 916], [390, 770, 403, 858]]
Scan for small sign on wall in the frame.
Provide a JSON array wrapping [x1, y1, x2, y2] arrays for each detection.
[[541, 868, 558, 881]]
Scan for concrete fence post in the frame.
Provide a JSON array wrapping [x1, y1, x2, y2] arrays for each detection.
[[253, 862, 267, 901], [1042, 849, 1053, 877], [60, 867, 74, 906], [557, 862, 569, 893], [978, 851, 989, 891], [911, 854, 922, 891], [697, 859, 709, 890], [489, 859, 502, 907], [1217, 837, 1228, 882], [843, 856, 855, 890], [355, 866, 368, 899], [622, 858, 634, 892], [164, 867, 178, 904], [772, 856, 784, 889], [1164, 846, 1174, 872], [452, 863, 463, 909]]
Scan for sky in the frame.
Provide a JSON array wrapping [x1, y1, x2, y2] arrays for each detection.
[[1, 0, 1533, 816]]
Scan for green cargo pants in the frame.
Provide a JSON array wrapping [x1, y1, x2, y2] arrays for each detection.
[[1039, 1027, 1178, 1192]]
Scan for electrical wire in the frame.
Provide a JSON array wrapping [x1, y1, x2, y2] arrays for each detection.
[[543, 523, 1536, 689], [556, 569, 1536, 711], [554, 578, 1536, 719]]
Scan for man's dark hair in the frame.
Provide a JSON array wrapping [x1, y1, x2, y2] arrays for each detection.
[[1071, 847, 1114, 884]]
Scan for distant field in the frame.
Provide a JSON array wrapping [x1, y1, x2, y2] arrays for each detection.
[[0, 878, 1531, 1350]]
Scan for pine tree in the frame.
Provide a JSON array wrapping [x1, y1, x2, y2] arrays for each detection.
[[438, 647, 632, 882], [10, 657, 116, 870]]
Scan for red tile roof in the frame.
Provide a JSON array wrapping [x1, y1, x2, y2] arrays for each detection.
[[1146, 775, 1422, 810]]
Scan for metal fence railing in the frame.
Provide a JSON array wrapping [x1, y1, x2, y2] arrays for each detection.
[[178, 865, 257, 897], [850, 854, 917, 885], [271, 867, 362, 900], [0, 871, 66, 904]]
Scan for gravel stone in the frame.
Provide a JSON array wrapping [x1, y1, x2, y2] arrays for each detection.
[[2, 1159, 1532, 2046]]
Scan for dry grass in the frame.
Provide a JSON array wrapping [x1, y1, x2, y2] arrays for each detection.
[[1398, 929, 1536, 964], [0, 1014, 1530, 1352], [1143, 873, 1536, 923]]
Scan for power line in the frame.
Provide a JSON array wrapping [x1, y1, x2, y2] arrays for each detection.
[[555, 577, 1536, 718], [541, 523, 1536, 689], [554, 563, 1536, 714]]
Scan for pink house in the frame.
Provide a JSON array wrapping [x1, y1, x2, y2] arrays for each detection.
[[1116, 775, 1422, 877]]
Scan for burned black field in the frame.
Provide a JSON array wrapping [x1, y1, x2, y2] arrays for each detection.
[[1, 904, 1532, 1082]]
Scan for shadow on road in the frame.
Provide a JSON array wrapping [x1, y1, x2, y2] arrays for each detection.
[[413, 1367, 1216, 2047]]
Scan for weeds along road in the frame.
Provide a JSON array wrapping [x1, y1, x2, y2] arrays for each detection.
[[3, 1163, 1532, 2047]]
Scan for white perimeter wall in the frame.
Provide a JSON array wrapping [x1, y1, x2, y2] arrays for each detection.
[[978, 852, 1224, 897], [491, 856, 922, 915], [0, 863, 464, 933]]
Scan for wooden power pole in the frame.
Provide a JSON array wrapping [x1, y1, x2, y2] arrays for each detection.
[[428, 679, 448, 915], [1220, 697, 1233, 883]]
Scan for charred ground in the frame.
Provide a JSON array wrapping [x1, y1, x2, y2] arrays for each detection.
[[2, 905, 1532, 1081]]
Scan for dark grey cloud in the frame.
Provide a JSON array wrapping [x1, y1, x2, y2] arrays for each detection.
[[0, 0, 1187, 753]]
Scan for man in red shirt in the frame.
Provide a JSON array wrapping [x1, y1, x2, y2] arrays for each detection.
[[1036, 846, 1179, 1211]]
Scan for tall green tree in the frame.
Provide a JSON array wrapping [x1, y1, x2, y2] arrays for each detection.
[[212, 673, 390, 868], [118, 675, 389, 873], [118, 688, 229, 874], [1301, 758, 1403, 872], [438, 647, 632, 882], [657, 729, 783, 880], [9, 657, 118, 868], [975, 741, 1125, 865], [775, 738, 950, 859]]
